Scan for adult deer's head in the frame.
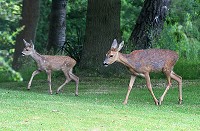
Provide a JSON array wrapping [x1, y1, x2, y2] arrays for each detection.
[[103, 39, 124, 67], [22, 39, 35, 56]]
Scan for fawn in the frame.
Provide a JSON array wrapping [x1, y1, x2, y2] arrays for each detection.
[[22, 39, 79, 95], [103, 39, 182, 105]]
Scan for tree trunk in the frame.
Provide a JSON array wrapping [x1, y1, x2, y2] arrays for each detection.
[[129, 0, 170, 49], [47, 0, 67, 53], [12, 0, 40, 70], [80, 0, 121, 73]]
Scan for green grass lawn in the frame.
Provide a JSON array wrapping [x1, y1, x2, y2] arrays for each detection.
[[0, 77, 200, 130]]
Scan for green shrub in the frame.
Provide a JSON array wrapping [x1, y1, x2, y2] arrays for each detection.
[[0, 0, 23, 82], [174, 59, 200, 79]]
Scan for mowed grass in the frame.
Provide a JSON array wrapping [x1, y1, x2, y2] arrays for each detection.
[[0, 77, 200, 130]]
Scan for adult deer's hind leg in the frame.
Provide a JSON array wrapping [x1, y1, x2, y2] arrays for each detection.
[[171, 71, 182, 104], [159, 70, 172, 105]]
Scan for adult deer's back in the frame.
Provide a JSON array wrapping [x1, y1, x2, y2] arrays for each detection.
[[126, 49, 178, 72], [103, 39, 182, 105]]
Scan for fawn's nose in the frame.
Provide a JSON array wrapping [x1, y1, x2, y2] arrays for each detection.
[[103, 62, 108, 67], [21, 52, 25, 56]]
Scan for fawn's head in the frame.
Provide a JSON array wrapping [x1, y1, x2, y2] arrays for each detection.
[[22, 39, 35, 56], [103, 39, 124, 67]]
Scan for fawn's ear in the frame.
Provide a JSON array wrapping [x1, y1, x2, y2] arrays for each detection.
[[111, 39, 118, 49], [30, 40, 33, 45], [117, 41, 124, 51], [23, 39, 30, 47], [30, 40, 34, 49]]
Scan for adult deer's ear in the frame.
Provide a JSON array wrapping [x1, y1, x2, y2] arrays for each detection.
[[111, 39, 118, 49], [117, 41, 124, 51]]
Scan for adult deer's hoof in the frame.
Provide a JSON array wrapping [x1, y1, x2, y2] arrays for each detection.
[[155, 100, 159, 106]]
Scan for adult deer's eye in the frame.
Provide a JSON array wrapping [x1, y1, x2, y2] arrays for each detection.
[[26, 49, 29, 51], [109, 55, 113, 58]]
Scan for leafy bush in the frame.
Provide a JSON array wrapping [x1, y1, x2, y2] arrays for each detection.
[[121, 0, 143, 41], [0, 56, 22, 82], [0, 0, 23, 82], [155, 17, 200, 60], [174, 59, 200, 79]]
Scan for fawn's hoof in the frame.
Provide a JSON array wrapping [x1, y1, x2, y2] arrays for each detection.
[[56, 90, 60, 94], [123, 101, 127, 105], [27, 86, 30, 90], [178, 99, 183, 105], [158, 99, 163, 105]]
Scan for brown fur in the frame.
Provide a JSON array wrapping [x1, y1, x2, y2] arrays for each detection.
[[103, 40, 182, 105], [22, 40, 79, 95]]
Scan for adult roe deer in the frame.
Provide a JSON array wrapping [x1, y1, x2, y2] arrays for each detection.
[[22, 39, 79, 95], [103, 39, 182, 105]]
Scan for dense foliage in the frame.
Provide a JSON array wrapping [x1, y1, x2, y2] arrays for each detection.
[[0, 0, 200, 81], [36, 0, 87, 63], [121, 0, 143, 38], [0, 0, 23, 81], [155, 0, 200, 60]]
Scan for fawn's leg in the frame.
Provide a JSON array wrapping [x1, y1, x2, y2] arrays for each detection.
[[28, 70, 41, 90], [171, 71, 182, 104], [144, 73, 159, 105], [46, 70, 52, 94], [123, 75, 136, 105], [69, 69, 79, 96], [159, 70, 172, 105], [56, 71, 71, 94]]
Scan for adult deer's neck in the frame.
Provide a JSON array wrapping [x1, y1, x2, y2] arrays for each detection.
[[117, 52, 132, 68]]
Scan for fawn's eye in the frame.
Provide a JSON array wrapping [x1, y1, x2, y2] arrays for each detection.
[[109, 55, 113, 58], [26, 49, 29, 51]]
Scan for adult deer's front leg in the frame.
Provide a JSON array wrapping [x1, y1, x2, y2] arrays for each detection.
[[28, 70, 41, 90], [145, 73, 159, 105], [123, 75, 136, 105]]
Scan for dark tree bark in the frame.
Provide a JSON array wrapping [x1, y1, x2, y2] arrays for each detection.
[[129, 0, 170, 49], [47, 0, 67, 53], [80, 0, 121, 72], [12, 0, 40, 70]]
